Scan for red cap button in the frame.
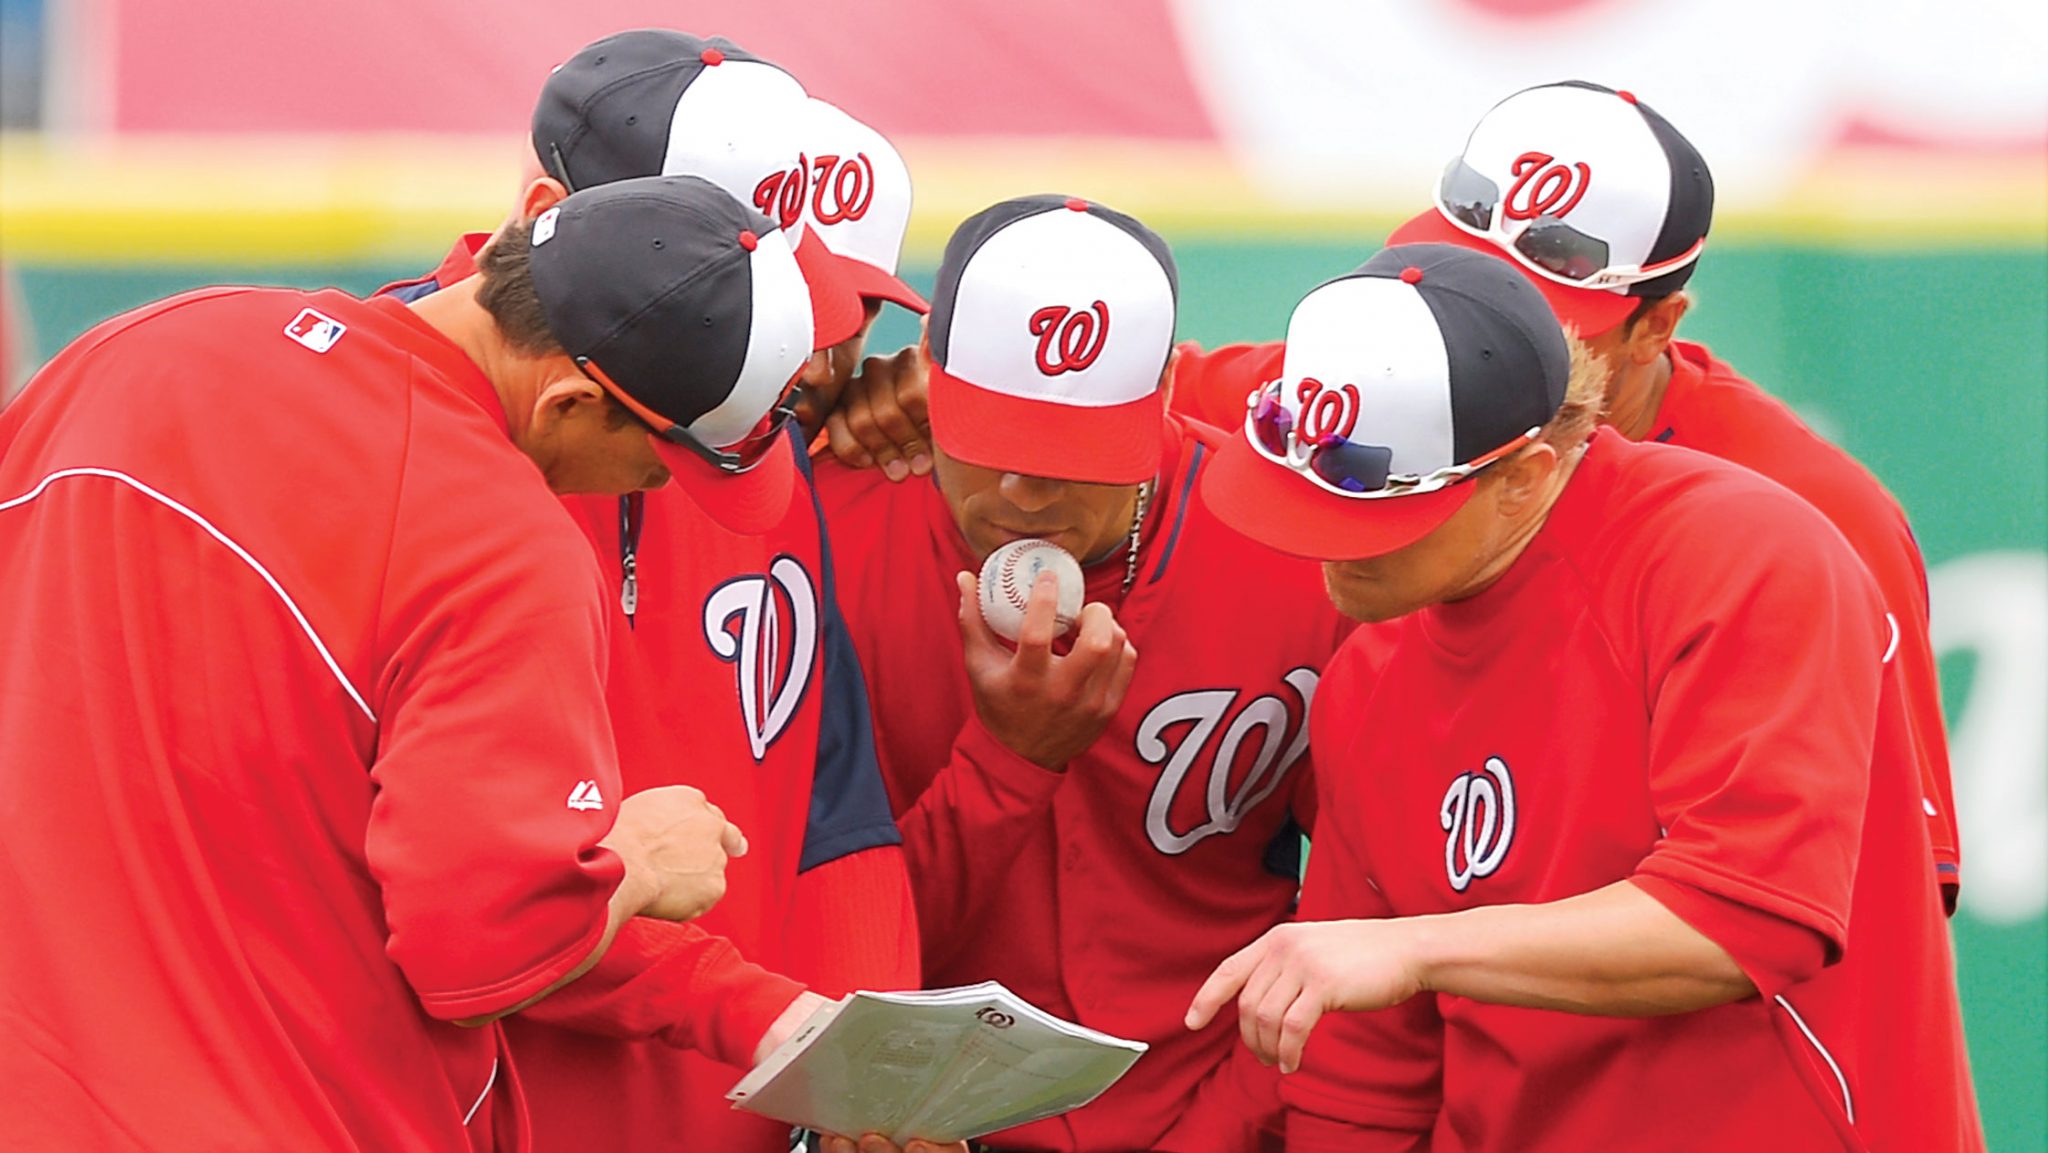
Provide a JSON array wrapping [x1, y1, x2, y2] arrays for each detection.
[[1064, 197, 1089, 212], [1400, 266, 1424, 284], [701, 48, 725, 66], [737, 230, 758, 251]]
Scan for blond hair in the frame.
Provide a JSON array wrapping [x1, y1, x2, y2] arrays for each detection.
[[1539, 336, 1607, 453]]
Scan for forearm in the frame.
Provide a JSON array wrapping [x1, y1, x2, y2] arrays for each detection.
[[786, 846, 922, 995], [897, 717, 1064, 963], [1407, 879, 1753, 1016], [450, 855, 655, 1026]]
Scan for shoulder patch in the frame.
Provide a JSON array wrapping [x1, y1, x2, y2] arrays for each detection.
[[284, 308, 348, 354]]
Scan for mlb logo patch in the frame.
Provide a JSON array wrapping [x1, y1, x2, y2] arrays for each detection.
[[284, 308, 347, 353]]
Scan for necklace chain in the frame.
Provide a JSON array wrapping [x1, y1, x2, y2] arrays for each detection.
[[1121, 479, 1153, 598]]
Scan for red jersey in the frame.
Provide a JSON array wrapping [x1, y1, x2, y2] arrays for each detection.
[[1171, 338, 1961, 904], [0, 288, 627, 1152], [819, 417, 1356, 1152], [1287, 433, 1979, 1153], [385, 242, 918, 1153]]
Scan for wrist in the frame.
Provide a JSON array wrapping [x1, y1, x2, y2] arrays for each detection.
[[606, 850, 659, 921], [1397, 912, 1462, 998]]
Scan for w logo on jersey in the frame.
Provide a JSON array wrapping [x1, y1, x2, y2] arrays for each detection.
[[1441, 756, 1516, 892], [1136, 668, 1317, 855], [703, 556, 819, 762]]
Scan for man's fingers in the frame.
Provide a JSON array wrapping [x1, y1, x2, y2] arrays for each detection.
[[1277, 994, 1324, 1075], [1010, 572, 1062, 672], [1187, 939, 1261, 1030], [1248, 968, 1301, 1068], [721, 820, 749, 860], [824, 409, 875, 469], [955, 571, 1008, 672]]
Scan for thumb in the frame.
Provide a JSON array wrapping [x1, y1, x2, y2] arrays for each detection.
[[955, 570, 1006, 671], [721, 820, 749, 860]]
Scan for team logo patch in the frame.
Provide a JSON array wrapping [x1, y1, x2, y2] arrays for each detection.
[[703, 555, 819, 762], [1029, 301, 1110, 376], [1503, 152, 1593, 221], [1136, 668, 1317, 855], [1440, 756, 1516, 892], [1294, 376, 1363, 445], [752, 156, 810, 231], [283, 308, 347, 353], [808, 152, 876, 225]]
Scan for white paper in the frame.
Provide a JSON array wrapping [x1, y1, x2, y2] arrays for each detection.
[[726, 981, 1147, 1144]]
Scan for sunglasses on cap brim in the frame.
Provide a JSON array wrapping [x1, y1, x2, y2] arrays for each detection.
[[577, 356, 799, 475], [1435, 159, 1702, 292], [1246, 380, 1540, 499]]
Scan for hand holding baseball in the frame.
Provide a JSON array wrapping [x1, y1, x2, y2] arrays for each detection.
[[955, 569, 1138, 771]]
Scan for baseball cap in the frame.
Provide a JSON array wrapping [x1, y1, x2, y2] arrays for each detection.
[[527, 174, 813, 532], [926, 195, 1178, 486], [1405, 80, 1714, 336], [1201, 243, 1570, 560], [531, 29, 865, 349], [798, 99, 928, 314]]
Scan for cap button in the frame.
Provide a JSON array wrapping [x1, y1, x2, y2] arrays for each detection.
[[1618, 89, 1638, 104], [701, 48, 725, 65], [1400, 266, 1424, 284], [1064, 197, 1089, 212], [738, 230, 758, 251]]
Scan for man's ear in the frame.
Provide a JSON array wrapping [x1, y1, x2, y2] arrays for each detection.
[[1622, 293, 1690, 367], [528, 360, 605, 429], [1489, 441, 1561, 517], [517, 177, 571, 225]]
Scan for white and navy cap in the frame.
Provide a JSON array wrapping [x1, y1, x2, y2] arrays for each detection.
[[1403, 80, 1714, 335], [926, 195, 1178, 485], [531, 29, 865, 349], [1202, 242, 1570, 560], [797, 98, 927, 314], [528, 174, 813, 530]]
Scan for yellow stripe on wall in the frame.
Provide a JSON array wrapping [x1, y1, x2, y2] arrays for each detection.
[[3, 133, 2042, 267]]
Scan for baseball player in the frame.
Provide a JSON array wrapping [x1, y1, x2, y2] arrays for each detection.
[[0, 176, 803, 1151], [1169, 81, 1964, 911], [382, 32, 943, 1153], [1187, 242, 1982, 1151], [816, 195, 1357, 1152]]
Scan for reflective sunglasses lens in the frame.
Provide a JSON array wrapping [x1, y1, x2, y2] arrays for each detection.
[[1514, 218, 1611, 283], [1439, 159, 1500, 233], [1251, 392, 1296, 458], [1308, 439, 1394, 495]]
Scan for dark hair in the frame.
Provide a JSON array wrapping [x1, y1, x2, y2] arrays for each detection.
[[476, 219, 564, 358], [478, 220, 639, 431]]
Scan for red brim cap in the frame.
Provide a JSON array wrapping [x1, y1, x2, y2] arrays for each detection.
[[838, 256, 929, 314], [1199, 431, 1476, 560], [792, 228, 868, 350], [650, 433, 797, 535], [1389, 209, 1637, 337], [928, 360, 1162, 485]]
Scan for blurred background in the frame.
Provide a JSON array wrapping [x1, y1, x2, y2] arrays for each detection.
[[1, 1, 2042, 1144]]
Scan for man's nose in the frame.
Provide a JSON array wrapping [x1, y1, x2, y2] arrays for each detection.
[[998, 471, 1065, 513]]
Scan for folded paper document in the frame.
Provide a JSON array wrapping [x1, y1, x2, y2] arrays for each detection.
[[727, 981, 1148, 1143]]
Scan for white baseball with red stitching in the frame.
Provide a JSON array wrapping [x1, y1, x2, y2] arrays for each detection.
[[978, 538, 1083, 641]]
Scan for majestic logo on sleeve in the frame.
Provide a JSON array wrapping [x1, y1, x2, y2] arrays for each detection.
[[702, 555, 819, 762], [1029, 301, 1110, 376], [1294, 377, 1363, 444], [1440, 756, 1517, 892], [1503, 152, 1592, 221], [808, 152, 876, 225], [1136, 668, 1317, 855]]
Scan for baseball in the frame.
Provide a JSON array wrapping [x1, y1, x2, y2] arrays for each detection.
[[978, 539, 1084, 642]]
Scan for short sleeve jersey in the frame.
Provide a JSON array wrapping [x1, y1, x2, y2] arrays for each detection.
[[0, 288, 626, 1152], [1291, 432, 1980, 1153], [818, 417, 1357, 1152]]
